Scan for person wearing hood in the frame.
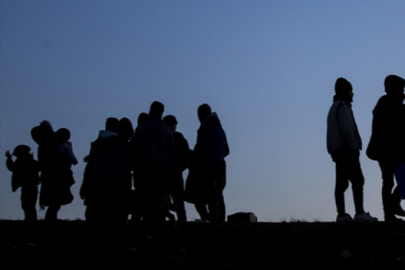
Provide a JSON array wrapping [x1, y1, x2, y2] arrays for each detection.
[[80, 117, 126, 221], [186, 103, 229, 222], [366, 75, 405, 222], [327, 78, 377, 222], [131, 101, 175, 222]]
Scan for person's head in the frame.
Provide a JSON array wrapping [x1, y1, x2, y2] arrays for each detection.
[[335, 78, 353, 102], [105, 117, 120, 133], [13, 145, 31, 158], [31, 126, 44, 145], [163, 115, 178, 133], [149, 101, 164, 119], [384, 75, 405, 96], [119, 117, 134, 140], [56, 128, 71, 143], [198, 103, 212, 123], [137, 112, 150, 127]]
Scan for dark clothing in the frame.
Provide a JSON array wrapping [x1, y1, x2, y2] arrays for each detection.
[[366, 94, 405, 217], [6, 155, 40, 221], [35, 122, 74, 210], [327, 96, 365, 216], [332, 149, 364, 215], [186, 112, 229, 222], [194, 163, 226, 222], [130, 118, 175, 222], [132, 118, 175, 173], [168, 131, 191, 221], [379, 161, 402, 217], [367, 95, 405, 164], [80, 130, 126, 221]]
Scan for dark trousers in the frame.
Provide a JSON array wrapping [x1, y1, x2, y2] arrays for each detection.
[[168, 171, 187, 221], [195, 164, 226, 222], [21, 192, 38, 221], [378, 161, 401, 216], [45, 204, 61, 220], [332, 149, 364, 216]]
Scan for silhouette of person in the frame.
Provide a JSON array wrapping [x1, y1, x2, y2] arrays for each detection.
[[116, 117, 134, 221], [31, 121, 74, 220], [56, 128, 78, 166], [327, 78, 377, 222], [128, 112, 150, 221], [131, 102, 175, 222], [5, 145, 40, 220], [186, 104, 229, 222], [366, 75, 405, 222], [163, 114, 192, 221], [80, 117, 126, 221]]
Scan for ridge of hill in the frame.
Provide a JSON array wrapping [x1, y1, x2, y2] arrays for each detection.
[[1, 220, 405, 269]]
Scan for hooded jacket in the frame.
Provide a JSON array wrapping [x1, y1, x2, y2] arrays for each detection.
[[193, 112, 229, 166], [327, 96, 362, 155]]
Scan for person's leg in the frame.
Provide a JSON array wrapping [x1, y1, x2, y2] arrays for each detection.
[[21, 193, 38, 221], [45, 204, 61, 220], [195, 203, 209, 220], [347, 155, 365, 215], [334, 160, 350, 216], [208, 164, 226, 222], [379, 161, 395, 218]]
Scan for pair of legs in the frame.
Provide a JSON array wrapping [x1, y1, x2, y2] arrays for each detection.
[[168, 171, 187, 221], [333, 149, 364, 216], [21, 192, 38, 221], [45, 204, 61, 220], [195, 163, 226, 222], [378, 160, 403, 219]]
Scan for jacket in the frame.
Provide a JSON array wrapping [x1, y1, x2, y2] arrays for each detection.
[[327, 96, 362, 155], [366, 94, 405, 163]]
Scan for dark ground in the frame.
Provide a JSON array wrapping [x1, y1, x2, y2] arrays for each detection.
[[1, 220, 405, 269]]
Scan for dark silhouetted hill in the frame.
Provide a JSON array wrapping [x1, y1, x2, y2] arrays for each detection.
[[1, 220, 405, 269]]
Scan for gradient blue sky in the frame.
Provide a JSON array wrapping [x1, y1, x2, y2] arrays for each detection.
[[1, 1, 404, 221]]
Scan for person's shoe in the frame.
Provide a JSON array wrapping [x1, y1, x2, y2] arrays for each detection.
[[354, 212, 378, 222], [336, 213, 353, 222]]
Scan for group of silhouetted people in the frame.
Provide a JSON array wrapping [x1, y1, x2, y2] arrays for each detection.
[[5, 101, 229, 223], [327, 74, 405, 222], [6, 121, 77, 220]]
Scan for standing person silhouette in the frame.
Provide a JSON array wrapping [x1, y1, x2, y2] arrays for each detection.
[[327, 78, 377, 222], [132, 102, 175, 222], [367, 75, 405, 222], [187, 104, 229, 222], [5, 145, 40, 221], [31, 121, 74, 220], [163, 114, 191, 221]]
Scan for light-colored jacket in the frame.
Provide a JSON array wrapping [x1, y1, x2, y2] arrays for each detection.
[[327, 97, 362, 155]]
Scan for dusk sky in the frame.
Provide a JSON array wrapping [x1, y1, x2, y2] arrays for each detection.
[[1, 1, 405, 221]]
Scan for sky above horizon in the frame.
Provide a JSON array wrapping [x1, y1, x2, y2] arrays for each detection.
[[1, 0, 405, 222]]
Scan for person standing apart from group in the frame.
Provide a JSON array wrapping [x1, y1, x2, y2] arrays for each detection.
[[367, 75, 405, 222], [327, 78, 378, 222]]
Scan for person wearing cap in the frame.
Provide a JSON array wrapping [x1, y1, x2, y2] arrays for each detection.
[[327, 78, 378, 222], [367, 75, 405, 222], [5, 145, 40, 220]]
